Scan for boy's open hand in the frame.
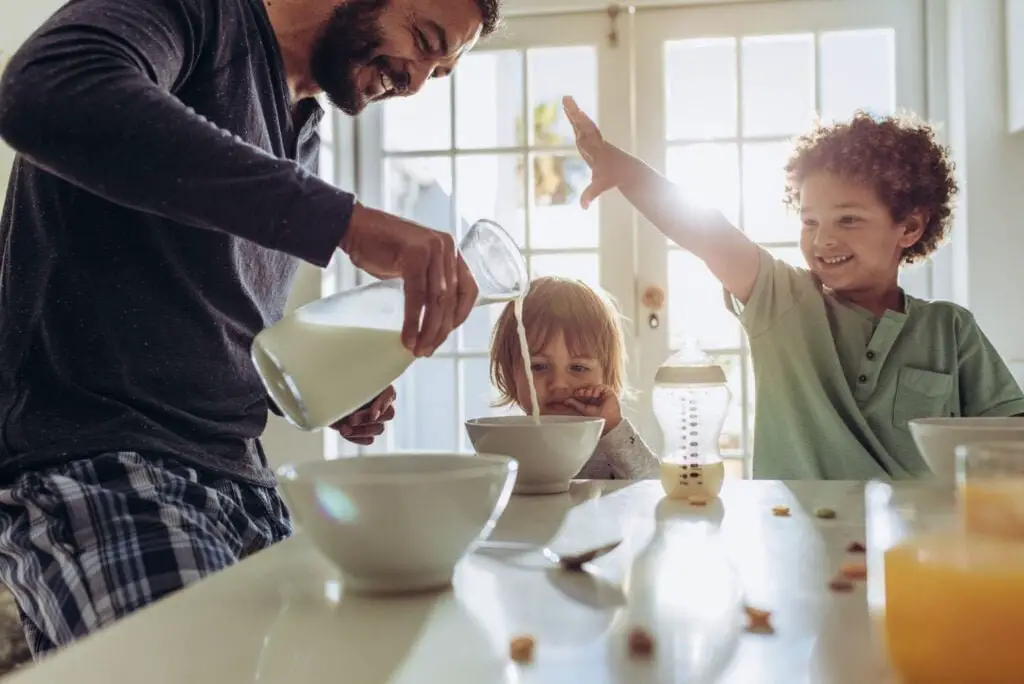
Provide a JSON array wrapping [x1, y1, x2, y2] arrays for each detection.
[[562, 96, 617, 210], [564, 385, 622, 435]]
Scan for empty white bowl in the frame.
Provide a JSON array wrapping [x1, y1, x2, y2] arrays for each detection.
[[277, 453, 517, 594], [464, 415, 605, 494], [909, 417, 1024, 480]]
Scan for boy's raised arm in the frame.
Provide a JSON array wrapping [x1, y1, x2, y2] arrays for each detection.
[[564, 96, 762, 304]]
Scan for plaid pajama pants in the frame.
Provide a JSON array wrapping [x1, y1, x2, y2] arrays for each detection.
[[0, 450, 292, 658]]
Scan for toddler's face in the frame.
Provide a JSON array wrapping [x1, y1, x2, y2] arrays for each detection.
[[513, 330, 605, 416], [798, 171, 924, 293]]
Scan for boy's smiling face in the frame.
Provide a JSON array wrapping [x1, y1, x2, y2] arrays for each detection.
[[513, 330, 605, 416], [798, 171, 925, 296]]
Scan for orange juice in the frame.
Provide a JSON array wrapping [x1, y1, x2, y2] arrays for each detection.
[[884, 531, 1024, 684], [961, 480, 1024, 540]]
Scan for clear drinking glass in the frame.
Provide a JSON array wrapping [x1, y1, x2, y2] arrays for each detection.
[[957, 441, 1024, 540], [252, 219, 528, 431]]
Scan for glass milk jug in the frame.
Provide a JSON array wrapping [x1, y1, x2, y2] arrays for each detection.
[[653, 344, 731, 500], [252, 219, 528, 431]]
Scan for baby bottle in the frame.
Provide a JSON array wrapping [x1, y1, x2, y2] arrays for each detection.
[[652, 343, 731, 499], [251, 219, 528, 431]]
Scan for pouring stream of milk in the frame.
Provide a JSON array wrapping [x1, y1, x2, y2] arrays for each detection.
[[513, 295, 542, 424]]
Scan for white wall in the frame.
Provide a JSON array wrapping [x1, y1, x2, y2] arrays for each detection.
[[945, 0, 1024, 377]]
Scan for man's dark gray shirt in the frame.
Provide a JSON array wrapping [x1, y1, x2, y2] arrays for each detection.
[[0, 0, 354, 485]]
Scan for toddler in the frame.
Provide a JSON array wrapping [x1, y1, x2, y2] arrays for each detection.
[[490, 276, 657, 479], [563, 97, 1024, 480]]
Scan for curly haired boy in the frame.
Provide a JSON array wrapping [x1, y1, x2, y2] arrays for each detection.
[[563, 101, 1024, 480]]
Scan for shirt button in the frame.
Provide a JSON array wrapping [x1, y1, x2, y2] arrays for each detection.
[[866, 351, 876, 360], [858, 374, 868, 383]]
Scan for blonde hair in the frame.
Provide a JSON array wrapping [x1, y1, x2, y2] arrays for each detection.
[[490, 276, 630, 407]]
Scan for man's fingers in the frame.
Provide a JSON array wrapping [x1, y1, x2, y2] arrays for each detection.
[[453, 255, 477, 328], [414, 234, 455, 356], [370, 385, 397, 419], [401, 246, 429, 353]]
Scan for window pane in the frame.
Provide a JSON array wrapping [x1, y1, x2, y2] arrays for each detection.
[[665, 38, 738, 140], [741, 34, 815, 136], [384, 157, 454, 234], [819, 29, 896, 123], [319, 107, 334, 144], [455, 154, 525, 246], [666, 143, 740, 228], [454, 50, 525, 149], [530, 252, 599, 289], [318, 146, 336, 186], [392, 357, 457, 452], [460, 357, 509, 452], [527, 46, 598, 147], [723, 457, 745, 481], [382, 78, 452, 152], [711, 352, 744, 454], [529, 154, 598, 249], [384, 157, 454, 352], [460, 303, 504, 354], [742, 141, 797, 243], [767, 245, 806, 270], [667, 249, 741, 351]]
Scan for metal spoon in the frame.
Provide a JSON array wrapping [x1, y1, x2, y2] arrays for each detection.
[[475, 539, 623, 571]]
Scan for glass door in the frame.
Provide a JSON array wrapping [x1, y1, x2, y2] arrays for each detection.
[[631, 0, 926, 476], [348, 11, 634, 456]]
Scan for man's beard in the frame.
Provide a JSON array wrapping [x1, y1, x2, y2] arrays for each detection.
[[309, 0, 389, 114]]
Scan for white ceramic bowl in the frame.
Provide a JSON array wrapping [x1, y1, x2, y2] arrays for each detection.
[[277, 453, 517, 594], [909, 417, 1024, 480], [464, 415, 605, 494]]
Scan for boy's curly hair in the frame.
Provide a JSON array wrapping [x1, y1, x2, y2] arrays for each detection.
[[782, 111, 958, 264]]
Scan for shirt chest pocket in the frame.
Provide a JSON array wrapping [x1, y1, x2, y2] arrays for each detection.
[[893, 367, 954, 430]]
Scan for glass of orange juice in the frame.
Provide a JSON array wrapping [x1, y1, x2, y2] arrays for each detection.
[[957, 441, 1024, 540], [868, 472, 1024, 684]]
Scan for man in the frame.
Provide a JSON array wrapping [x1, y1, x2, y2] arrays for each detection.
[[0, 0, 501, 656]]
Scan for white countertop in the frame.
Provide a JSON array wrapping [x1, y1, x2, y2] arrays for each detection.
[[6, 480, 896, 684]]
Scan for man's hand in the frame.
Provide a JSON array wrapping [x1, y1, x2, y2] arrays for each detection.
[[341, 204, 478, 357], [331, 385, 397, 446], [564, 385, 622, 435]]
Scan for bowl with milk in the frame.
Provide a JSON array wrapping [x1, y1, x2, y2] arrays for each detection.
[[465, 415, 605, 494], [277, 452, 517, 594]]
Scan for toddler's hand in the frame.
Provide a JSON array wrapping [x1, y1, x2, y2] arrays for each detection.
[[564, 385, 621, 435], [562, 96, 620, 209]]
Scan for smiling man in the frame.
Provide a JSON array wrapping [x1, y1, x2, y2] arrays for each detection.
[[0, 0, 500, 657]]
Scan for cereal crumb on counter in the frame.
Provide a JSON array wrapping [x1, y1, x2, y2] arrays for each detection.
[[509, 635, 535, 663], [627, 627, 655, 658], [743, 605, 775, 635], [840, 562, 867, 581], [828, 577, 855, 592], [846, 541, 866, 554], [771, 505, 791, 517], [687, 495, 708, 506], [813, 507, 836, 519]]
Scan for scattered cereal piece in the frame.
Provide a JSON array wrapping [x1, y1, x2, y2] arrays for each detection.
[[688, 495, 708, 507], [814, 507, 837, 519], [627, 627, 655, 658], [846, 541, 866, 554], [743, 605, 775, 635], [509, 635, 535, 663], [771, 505, 791, 517], [828, 577, 855, 592], [840, 562, 867, 581]]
